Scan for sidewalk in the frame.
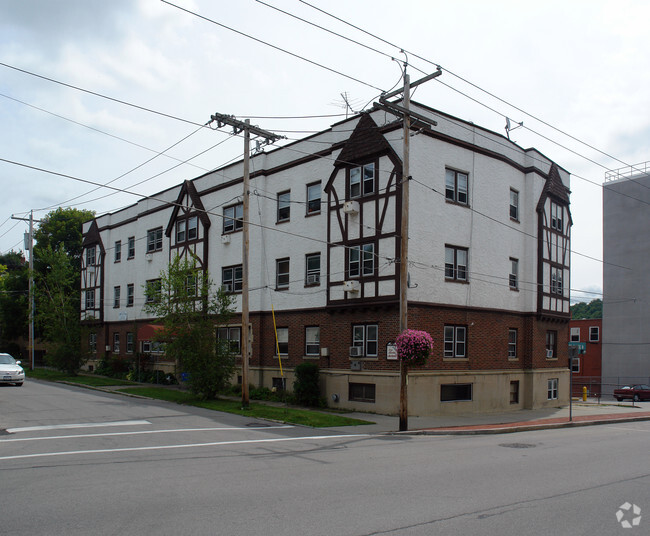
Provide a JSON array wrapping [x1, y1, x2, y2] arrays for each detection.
[[328, 399, 650, 435]]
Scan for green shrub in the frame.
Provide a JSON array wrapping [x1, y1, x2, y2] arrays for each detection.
[[293, 362, 321, 407]]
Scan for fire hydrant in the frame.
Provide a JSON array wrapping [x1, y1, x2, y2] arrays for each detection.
[[582, 386, 588, 402]]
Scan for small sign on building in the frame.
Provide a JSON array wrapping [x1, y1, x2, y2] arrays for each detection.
[[387, 342, 398, 360]]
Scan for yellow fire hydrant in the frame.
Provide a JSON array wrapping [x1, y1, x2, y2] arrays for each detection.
[[582, 386, 588, 402]]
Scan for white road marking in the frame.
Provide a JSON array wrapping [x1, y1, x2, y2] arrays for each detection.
[[0, 425, 293, 443], [6, 420, 151, 433], [0, 434, 370, 461]]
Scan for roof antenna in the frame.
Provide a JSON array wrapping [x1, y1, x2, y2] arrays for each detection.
[[505, 117, 523, 141]]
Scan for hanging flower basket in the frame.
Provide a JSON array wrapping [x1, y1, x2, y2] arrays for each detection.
[[396, 329, 434, 367]]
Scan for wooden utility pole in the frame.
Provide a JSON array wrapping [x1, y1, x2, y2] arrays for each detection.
[[209, 113, 284, 408], [379, 67, 442, 431]]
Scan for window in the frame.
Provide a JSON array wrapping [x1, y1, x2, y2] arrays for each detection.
[[570, 327, 580, 342], [126, 284, 134, 307], [349, 244, 374, 277], [547, 378, 558, 400], [510, 381, 519, 404], [445, 169, 469, 205], [187, 216, 198, 240], [176, 220, 186, 243], [509, 258, 518, 289], [147, 228, 163, 253], [142, 341, 165, 354], [444, 325, 467, 358], [349, 383, 376, 403], [445, 246, 468, 281], [223, 203, 243, 233], [571, 356, 580, 373], [551, 202, 563, 231], [307, 182, 321, 214], [510, 188, 519, 220], [277, 191, 290, 222], [114, 241, 121, 263], [113, 333, 120, 353], [508, 329, 518, 359], [350, 163, 375, 198], [186, 274, 197, 297], [128, 236, 135, 259], [222, 265, 242, 293], [441, 383, 472, 402], [352, 324, 378, 357], [217, 327, 241, 354], [126, 332, 134, 354], [85, 289, 95, 309], [113, 286, 120, 308], [276, 258, 290, 289], [551, 267, 563, 295], [305, 326, 320, 356], [272, 377, 286, 391], [546, 330, 557, 359], [86, 247, 96, 266], [89, 332, 97, 354], [145, 279, 161, 303], [589, 326, 599, 342], [305, 253, 320, 285], [275, 327, 288, 356]]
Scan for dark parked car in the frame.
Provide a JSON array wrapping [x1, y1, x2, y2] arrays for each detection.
[[613, 384, 650, 402]]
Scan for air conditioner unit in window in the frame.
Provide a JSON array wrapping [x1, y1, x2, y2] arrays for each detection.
[[546, 349, 554, 358], [343, 200, 359, 214], [350, 360, 362, 371], [343, 280, 360, 293], [105, 345, 111, 352], [222, 284, 232, 293], [349, 346, 363, 357], [306, 274, 320, 285]]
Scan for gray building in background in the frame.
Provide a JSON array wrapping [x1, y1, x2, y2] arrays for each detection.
[[602, 163, 650, 393]]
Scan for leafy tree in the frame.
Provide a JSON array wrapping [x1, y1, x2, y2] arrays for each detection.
[[293, 362, 321, 407], [35, 246, 86, 374], [144, 255, 236, 399], [570, 299, 602, 319], [0, 252, 29, 344]]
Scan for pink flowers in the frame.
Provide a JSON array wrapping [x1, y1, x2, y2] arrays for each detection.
[[396, 329, 434, 367]]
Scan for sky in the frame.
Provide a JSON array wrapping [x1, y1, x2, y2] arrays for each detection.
[[1, 0, 649, 304]]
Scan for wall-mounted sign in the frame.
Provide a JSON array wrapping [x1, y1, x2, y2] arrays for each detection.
[[387, 342, 398, 360]]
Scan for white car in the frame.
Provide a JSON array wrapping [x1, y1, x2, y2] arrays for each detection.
[[0, 353, 25, 386]]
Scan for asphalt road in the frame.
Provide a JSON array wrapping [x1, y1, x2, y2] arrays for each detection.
[[1, 380, 648, 535]]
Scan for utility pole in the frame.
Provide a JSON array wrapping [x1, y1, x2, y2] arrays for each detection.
[[11, 210, 39, 370], [379, 67, 442, 431], [209, 113, 284, 408]]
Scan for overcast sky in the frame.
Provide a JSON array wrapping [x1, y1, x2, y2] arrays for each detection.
[[2, 0, 648, 303]]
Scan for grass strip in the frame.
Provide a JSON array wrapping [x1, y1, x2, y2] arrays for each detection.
[[118, 387, 374, 428], [26, 368, 137, 387]]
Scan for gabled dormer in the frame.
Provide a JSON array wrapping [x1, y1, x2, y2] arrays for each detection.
[[81, 219, 105, 322]]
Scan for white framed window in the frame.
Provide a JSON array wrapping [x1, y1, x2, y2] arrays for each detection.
[[570, 327, 580, 342], [445, 246, 468, 281], [114, 240, 121, 263], [176, 220, 186, 243], [89, 332, 97, 353], [306, 182, 321, 214], [547, 378, 558, 400], [85, 289, 95, 309], [86, 246, 96, 266], [147, 228, 163, 253], [276, 258, 290, 289], [352, 324, 378, 357], [223, 203, 243, 233], [510, 188, 519, 220], [445, 169, 469, 205], [571, 356, 580, 373], [551, 202, 563, 232], [217, 327, 241, 354], [509, 258, 518, 289], [222, 265, 242, 293], [350, 163, 375, 198], [589, 326, 599, 342], [546, 330, 557, 359], [126, 284, 134, 307], [349, 244, 374, 278], [305, 326, 320, 356], [275, 327, 288, 356], [187, 216, 198, 240], [113, 286, 120, 308], [277, 191, 290, 222], [551, 267, 563, 295], [508, 329, 517, 359], [126, 332, 134, 354], [305, 253, 320, 285], [145, 279, 161, 303], [113, 332, 120, 353], [444, 325, 467, 358], [127, 236, 135, 259]]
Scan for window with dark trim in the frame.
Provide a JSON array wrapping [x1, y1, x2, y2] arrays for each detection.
[[445, 169, 469, 205], [223, 203, 243, 233], [352, 324, 378, 357], [306, 182, 321, 214], [187, 216, 198, 240], [444, 325, 467, 358], [277, 191, 290, 222], [113, 332, 120, 353], [547, 378, 558, 400], [441, 383, 472, 402], [551, 267, 563, 295], [86, 247, 96, 266], [445, 246, 468, 281], [222, 265, 242, 293], [114, 241, 121, 263], [126, 284, 134, 307], [508, 328, 517, 359], [509, 258, 518, 290], [350, 163, 375, 198], [127, 236, 135, 259], [305, 253, 320, 285], [147, 228, 163, 253], [305, 326, 320, 356], [349, 383, 376, 403], [546, 330, 557, 359], [551, 202, 563, 232], [510, 381, 519, 404], [217, 326, 241, 354], [276, 258, 290, 289], [349, 244, 374, 278], [85, 289, 95, 309], [126, 332, 134, 354], [89, 332, 97, 354], [589, 326, 599, 342], [113, 286, 120, 308], [510, 188, 519, 220], [145, 279, 161, 303]]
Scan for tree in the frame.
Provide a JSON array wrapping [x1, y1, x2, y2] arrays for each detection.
[[0, 252, 29, 347], [144, 255, 236, 399], [35, 246, 86, 374], [570, 299, 602, 319]]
